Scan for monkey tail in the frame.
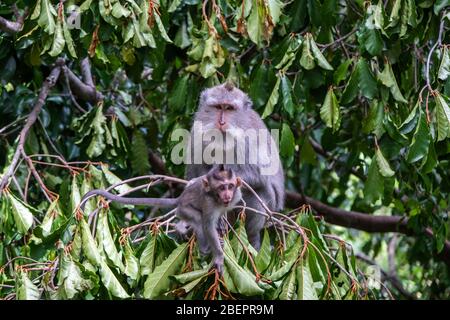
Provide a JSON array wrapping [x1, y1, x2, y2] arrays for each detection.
[[80, 189, 178, 211]]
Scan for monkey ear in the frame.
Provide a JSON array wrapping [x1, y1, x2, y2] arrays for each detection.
[[243, 98, 253, 110], [199, 89, 209, 106], [224, 81, 234, 91], [202, 178, 210, 191], [236, 177, 242, 187]]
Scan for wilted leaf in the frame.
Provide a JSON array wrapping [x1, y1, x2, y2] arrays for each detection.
[[80, 218, 102, 267], [375, 147, 395, 177], [16, 271, 41, 300], [435, 92, 450, 141], [143, 243, 188, 299], [223, 241, 265, 296], [8, 193, 34, 234]]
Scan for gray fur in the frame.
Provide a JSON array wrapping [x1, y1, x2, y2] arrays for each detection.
[[185, 83, 285, 250]]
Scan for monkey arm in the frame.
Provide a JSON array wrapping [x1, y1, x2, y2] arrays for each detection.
[[203, 216, 224, 274], [80, 189, 178, 211]]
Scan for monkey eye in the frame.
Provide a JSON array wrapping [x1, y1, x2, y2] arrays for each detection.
[[214, 105, 222, 110], [225, 105, 235, 111], [219, 185, 226, 191], [228, 184, 234, 190]]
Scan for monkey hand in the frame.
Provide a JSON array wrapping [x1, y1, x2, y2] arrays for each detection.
[[212, 255, 224, 275], [174, 221, 192, 241]]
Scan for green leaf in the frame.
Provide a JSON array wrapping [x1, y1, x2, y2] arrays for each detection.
[[96, 209, 125, 272], [399, 100, 420, 134], [124, 241, 140, 281], [261, 76, 281, 119], [388, 0, 401, 27], [300, 34, 315, 70], [255, 229, 271, 273], [434, 0, 449, 15], [172, 268, 209, 284], [247, 3, 264, 47], [71, 175, 81, 215], [269, 238, 302, 281], [8, 193, 34, 234], [101, 164, 131, 194], [279, 269, 297, 300], [48, 18, 65, 57], [310, 35, 334, 70], [360, 27, 383, 56], [223, 240, 265, 296], [143, 243, 188, 299], [31, 0, 42, 20], [334, 59, 352, 84], [364, 157, 384, 203], [38, 0, 57, 34], [80, 218, 102, 267], [99, 260, 130, 298], [111, 1, 131, 18], [363, 100, 384, 138], [85, 106, 107, 158], [296, 256, 318, 300], [406, 112, 430, 163], [154, 12, 172, 43], [169, 75, 189, 111], [357, 59, 378, 99], [320, 87, 341, 132], [57, 254, 93, 299], [131, 130, 151, 175], [140, 234, 157, 276], [80, 177, 95, 216], [280, 123, 295, 159], [280, 75, 295, 118], [375, 148, 395, 177], [435, 92, 450, 141], [267, 0, 284, 24], [341, 65, 359, 104], [377, 61, 407, 103], [79, 0, 93, 12], [16, 271, 40, 300], [62, 17, 77, 58], [438, 46, 450, 81], [40, 199, 58, 237], [168, 0, 183, 12]]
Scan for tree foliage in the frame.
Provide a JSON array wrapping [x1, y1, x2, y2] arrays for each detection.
[[0, 0, 449, 300]]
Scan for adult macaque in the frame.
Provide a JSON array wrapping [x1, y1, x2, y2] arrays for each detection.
[[185, 82, 284, 250], [80, 165, 242, 274]]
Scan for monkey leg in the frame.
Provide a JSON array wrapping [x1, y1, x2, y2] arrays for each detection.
[[174, 220, 193, 241], [203, 219, 224, 274], [177, 208, 210, 255]]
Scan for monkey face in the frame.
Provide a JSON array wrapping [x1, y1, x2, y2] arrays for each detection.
[[202, 166, 242, 207], [198, 83, 253, 132], [215, 182, 237, 206]]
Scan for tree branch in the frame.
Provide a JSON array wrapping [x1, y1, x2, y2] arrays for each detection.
[[143, 148, 450, 265], [356, 253, 415, 300], [0, 5, 29, 34], [64, 63, 104, 103], [286, 191, 450, 265], [0, 59, 63, 195]]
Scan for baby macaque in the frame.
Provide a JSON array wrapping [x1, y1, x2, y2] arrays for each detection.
[[80, 165, 242, 274], [176, 164, 242, 273]]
